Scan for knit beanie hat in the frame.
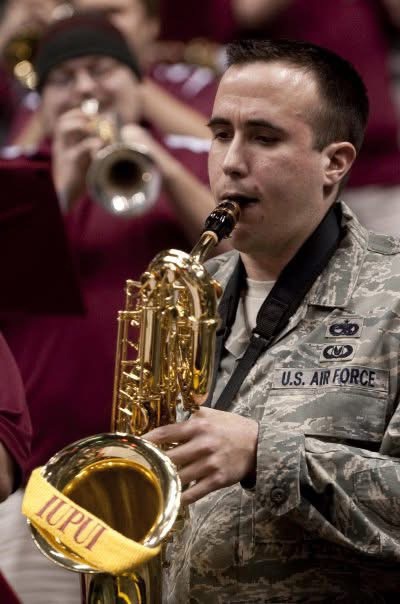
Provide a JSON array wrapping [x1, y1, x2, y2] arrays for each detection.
[[35, 13, 142, 91]]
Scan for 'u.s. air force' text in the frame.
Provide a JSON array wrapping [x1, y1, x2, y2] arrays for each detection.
[[273, 366, 388, 392]]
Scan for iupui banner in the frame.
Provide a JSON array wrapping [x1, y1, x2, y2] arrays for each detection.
[[22, 467, 160, 574]]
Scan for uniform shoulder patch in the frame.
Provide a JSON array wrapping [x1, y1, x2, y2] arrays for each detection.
[[367, 231, 400, 255], [320, 343, 355, 362], [325, 317, 363, 338]]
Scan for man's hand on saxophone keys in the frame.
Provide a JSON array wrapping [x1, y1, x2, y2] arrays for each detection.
[[144, 407, 259, 505]]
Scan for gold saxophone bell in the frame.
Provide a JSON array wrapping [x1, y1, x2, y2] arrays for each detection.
[[82, 99, 161, 218], [25, 200, 241, 603], [30, 433, 180, 604], [2, 3, 74, 90]]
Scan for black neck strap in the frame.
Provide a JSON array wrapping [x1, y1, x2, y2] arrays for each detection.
[[206, 203, 343, 411]]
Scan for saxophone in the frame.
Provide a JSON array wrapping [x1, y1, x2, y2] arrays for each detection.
[[26, 200, 240, 604]]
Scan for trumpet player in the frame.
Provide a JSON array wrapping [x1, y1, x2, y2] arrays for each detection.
[[0, 12, 216, 604], [0, 0, 214, 149]]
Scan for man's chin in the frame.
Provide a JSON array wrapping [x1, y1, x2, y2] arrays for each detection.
[[230, 229, 253, 254]]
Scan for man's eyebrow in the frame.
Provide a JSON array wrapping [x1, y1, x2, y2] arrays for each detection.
[[246, 119, 284, 133], [207, 117, 231, 128], [207, 117, 285, 133]]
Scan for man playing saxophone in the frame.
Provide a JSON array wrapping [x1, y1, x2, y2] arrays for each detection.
[[145, 39, 400, 602], [0, 12, 216, 604]]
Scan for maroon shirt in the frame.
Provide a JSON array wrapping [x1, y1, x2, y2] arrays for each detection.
[[159, 0, 236, 43], [0, 573, 20, 604], [0, 332, 31, 484], [0, 139, 208, 477]]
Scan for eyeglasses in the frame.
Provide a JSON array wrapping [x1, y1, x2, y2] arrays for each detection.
[[46, 58, 118, 88]]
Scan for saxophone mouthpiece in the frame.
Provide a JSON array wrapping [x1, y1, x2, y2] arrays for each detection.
[[203, 200, 241, 242]]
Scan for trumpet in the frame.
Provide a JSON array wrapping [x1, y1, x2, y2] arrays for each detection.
[[82, 98, 161, 218]]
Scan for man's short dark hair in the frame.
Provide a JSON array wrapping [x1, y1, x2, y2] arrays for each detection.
[[225, 39, 369, 153]]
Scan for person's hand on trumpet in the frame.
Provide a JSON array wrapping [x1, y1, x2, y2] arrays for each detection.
[[120, 123, 187, 185], [51, 105, 105, 211], [51, 104, 170, 213]]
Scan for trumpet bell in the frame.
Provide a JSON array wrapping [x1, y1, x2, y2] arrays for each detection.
[[30, 433, 181, 574], [87, 143, 161, 217]]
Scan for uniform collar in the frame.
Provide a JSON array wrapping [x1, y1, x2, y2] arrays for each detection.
[[307, 201, 369, 309], [209, 202, 371, 312]]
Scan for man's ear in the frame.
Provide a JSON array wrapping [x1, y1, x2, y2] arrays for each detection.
[[322, 141, 357, 187]]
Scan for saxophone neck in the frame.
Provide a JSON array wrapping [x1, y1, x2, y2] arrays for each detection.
[[190, 231, 219, 264]]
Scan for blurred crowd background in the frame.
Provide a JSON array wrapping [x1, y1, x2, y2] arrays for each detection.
[[0, 0, 398, 234], [0, 0, 399, 147]]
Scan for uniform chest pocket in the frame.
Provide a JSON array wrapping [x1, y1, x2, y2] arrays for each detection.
[[265, 365, 389, 446]]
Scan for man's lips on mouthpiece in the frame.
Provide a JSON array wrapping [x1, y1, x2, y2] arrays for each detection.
[[224, 195, 259, 206]]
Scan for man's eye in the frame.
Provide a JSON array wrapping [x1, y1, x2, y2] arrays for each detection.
[[255, 135, 279, 145], [48, 74, 71, 86], [212, 130, 231, 141], [91, 64, 113, 78]]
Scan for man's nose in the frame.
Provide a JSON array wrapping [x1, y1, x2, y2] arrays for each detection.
[[74, 69, 98, 96], [222, 137, 248, 177]]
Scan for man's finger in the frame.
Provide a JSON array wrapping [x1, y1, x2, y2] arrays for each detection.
[[177, 457, 211, 487], [165, 440, 206, 470], [144, 420, 194, 445], [180, 477, 215, 506]]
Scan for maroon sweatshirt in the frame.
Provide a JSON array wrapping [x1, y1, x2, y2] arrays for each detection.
[[0, 331, 31, 484]]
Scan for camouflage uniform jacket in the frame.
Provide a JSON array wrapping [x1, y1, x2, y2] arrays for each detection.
[[165, 204, 400, 604]]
